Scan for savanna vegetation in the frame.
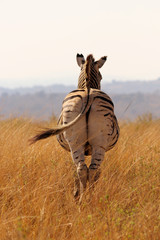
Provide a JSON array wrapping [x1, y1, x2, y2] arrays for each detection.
[[0, 116, 160, 239]]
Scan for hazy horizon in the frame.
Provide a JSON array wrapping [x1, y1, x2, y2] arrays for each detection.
[[0, 0, 160, 88], [0, 76, 160, 89]]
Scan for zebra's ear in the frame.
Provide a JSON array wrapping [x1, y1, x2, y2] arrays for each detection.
[[76, 54, 85, 67], [96, 56, 107, 68]]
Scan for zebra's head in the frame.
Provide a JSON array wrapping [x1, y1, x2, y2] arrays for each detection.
[[76, 54, 107, 90]]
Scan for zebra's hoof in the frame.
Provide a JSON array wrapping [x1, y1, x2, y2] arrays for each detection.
[[73, 188, 80, 200], [88, 167, 101, 186]]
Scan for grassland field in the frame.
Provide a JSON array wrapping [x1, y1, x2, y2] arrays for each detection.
[[0, 116, 160, 240]]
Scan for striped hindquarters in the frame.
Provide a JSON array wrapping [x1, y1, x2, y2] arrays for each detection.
[[57, 88, 119, 153]]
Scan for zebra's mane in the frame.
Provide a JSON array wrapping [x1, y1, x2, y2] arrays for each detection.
[[86, 54, 94, 89]]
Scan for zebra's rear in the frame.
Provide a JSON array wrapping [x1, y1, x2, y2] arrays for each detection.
[[57, 88, 119, 155]]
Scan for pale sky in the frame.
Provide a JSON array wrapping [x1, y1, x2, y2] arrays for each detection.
[[0, 0, 160, 88]]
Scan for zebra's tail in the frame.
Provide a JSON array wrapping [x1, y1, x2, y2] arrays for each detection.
[[29, 88, 93, 144]]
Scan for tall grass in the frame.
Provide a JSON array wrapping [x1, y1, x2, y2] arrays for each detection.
[[0, 117, 160, 239]]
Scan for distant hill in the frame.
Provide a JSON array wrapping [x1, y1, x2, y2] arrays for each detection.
[[0, 78, 160, 96], [0, 84, 75, 96], [102, 78, 160, 94]]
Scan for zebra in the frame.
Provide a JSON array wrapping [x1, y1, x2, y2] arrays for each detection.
[[30, 54, 119, 201]]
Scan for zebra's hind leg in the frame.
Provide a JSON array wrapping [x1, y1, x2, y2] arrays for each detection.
[[77, 162, 88, 202], [88, 146, 105, 188], [73, 171, 80, 199], [71, 147, 88, 202]]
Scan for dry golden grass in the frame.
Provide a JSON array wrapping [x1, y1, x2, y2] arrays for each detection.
[[0, 117, 160, 240]]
